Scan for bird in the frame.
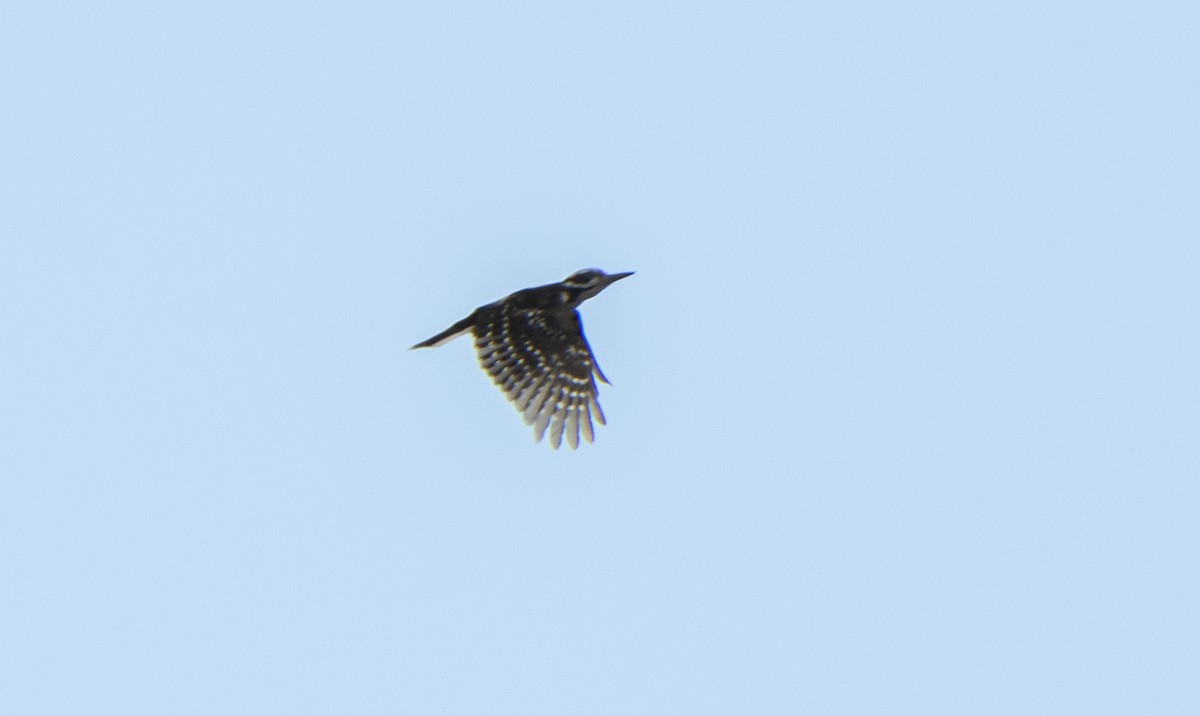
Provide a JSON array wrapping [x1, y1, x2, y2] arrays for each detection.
[[412, 268, 633, 449]]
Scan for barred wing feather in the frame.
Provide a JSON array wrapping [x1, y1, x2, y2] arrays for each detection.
[[473, 304, 607, 449]]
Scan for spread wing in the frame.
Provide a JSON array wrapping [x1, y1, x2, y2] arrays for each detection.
[[473, 303, 607, 449]]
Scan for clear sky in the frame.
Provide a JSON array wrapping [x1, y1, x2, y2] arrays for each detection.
[[2, 2, 1197, 714]]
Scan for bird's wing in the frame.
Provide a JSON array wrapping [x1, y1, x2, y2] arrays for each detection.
[[473, 305, 606, 449]]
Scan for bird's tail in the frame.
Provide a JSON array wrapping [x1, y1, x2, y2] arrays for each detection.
[[411, 315, 474, 349]]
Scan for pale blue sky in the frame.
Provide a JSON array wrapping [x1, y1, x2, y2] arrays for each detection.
[[2, 2, 1197, 714]]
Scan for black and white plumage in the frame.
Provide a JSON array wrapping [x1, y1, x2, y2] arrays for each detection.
[[412, 268, 633, 449]]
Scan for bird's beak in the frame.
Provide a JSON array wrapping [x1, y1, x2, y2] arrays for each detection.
[[607, 271, 635, 284]]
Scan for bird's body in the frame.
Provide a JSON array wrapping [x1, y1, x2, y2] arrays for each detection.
[[412, 268, 633, 449]]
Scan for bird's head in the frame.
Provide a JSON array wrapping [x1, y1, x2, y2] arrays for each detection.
[[562, 268, 634, 305]]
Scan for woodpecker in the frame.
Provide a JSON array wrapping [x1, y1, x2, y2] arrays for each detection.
[[412, 268, 633, 449]]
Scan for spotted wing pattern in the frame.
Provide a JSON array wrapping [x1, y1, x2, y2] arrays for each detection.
[[473, 303, 608, 449]]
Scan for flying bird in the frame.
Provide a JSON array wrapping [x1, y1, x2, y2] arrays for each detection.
[[412, 268, 633, 449]]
